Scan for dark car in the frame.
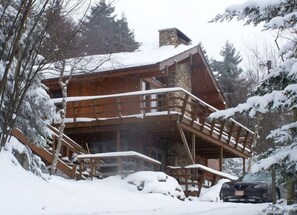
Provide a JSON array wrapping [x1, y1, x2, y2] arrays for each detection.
[[220, 172, 280, 203]]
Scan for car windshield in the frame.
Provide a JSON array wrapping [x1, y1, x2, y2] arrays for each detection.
[[240, 172, 271, 182]]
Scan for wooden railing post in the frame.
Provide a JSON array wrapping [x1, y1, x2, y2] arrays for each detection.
[[94, 100, 99, 120], [218, 120, 226, 141], [227, 121, 235, 145], [73, 102, 77, 124], [209, 118, 216, 136], [235, 126, 242, 149], [242, 131, 250, 152], [166, 92, 171, 116], [117, 97, 122, 119]]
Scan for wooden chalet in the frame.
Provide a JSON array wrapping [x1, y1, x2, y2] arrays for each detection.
[[39, 28, 254, 193]]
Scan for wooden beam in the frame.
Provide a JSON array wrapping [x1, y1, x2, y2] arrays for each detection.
[[179, 122, 249, 158], [243, 158, 246, 175], [116, 129, 123, 173], [116, 129, 121, 151], [219, 147, 223, 171], [198, 170, 205, 197], [177, 123, 195, 164], [192, 134, 196, 163]]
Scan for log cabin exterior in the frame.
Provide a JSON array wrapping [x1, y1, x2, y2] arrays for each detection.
[[42, 28, 254, 184]]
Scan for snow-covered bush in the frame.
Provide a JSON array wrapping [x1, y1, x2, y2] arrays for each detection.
[[5, 137, 47, 178], [199, 179, 230, 202], [125, 171, 186, 200]]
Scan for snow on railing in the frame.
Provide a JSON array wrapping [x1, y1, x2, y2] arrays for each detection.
[[52, 88, 254, 155]]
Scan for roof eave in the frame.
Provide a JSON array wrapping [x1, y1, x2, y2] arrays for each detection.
[[158, 45, 199, 71]]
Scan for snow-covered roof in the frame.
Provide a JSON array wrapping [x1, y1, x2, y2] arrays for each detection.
[[168, 164, 238, 181], [185, 164, 238, 180], [42, 44, 199, 80], [77, 151, 161, 165]]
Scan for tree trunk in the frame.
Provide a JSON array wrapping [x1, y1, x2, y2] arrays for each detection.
[[247, 116, 260, 172], [287, 175, 294, 205], [271, 164, 276, 204], [287, 108, 297, 205], [50, 82, 67, 175], [50, 60, 69, 175]]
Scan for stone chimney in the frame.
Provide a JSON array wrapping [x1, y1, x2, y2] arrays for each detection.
[[159, 28, 192, 47]]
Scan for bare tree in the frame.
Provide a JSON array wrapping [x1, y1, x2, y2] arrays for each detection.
[[0, 0, 54, 150], [0, 0, 90, 150], [50, 59, 73, 175]]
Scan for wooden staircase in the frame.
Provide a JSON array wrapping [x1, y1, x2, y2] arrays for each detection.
[[11, 125, 88, 179]]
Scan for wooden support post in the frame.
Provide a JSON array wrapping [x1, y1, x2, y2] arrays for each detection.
[[198, 170, 205, 197], [242, 158, 246, 175], [219, 147, 223, 171], [116, 129, 121, 151], [90, 158, 94, 180], [191, 134, 196, 163], [116, 129, 123, 173], [177, 123, 195, 164], [79, 159, 83, 180], [185, 169, 188, 196], [72, 165, 77, 180]]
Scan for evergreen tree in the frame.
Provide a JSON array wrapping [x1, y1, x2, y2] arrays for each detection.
[[0, 0, 57, 150], [223, 158, 245, 177], [212, 0, 297, 204], [211, 41, 244, 107], [198, 42, 210, 64], [78, 0, 140, 55], [38, 1, 80, 60]]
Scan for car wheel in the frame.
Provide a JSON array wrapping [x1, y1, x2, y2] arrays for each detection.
[[223, 198, 228, 202]]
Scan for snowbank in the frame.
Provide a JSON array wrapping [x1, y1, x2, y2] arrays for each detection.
[[199, 179, 230, 202], [0, 150, 279, 215]]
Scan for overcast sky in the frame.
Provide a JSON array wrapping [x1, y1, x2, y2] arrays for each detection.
[[113, 0, 276, 67]]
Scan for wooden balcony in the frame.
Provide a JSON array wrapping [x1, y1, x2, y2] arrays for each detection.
[[53, 87, 254, 160]]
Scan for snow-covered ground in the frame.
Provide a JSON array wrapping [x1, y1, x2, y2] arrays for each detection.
[[0, 150, 274, 215]]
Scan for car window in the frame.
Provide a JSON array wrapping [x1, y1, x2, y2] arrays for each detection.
[[241, 172, 271, 182]]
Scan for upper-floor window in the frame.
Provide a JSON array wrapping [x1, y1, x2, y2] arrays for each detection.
[[51, 89, 63, 98]]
